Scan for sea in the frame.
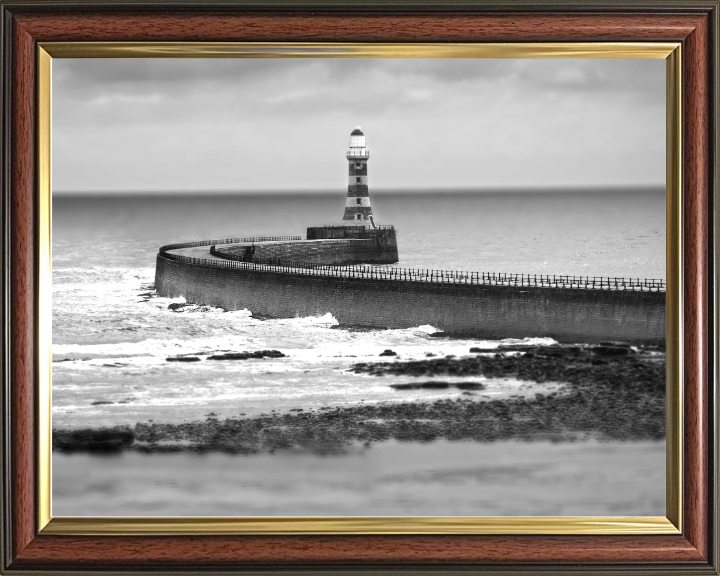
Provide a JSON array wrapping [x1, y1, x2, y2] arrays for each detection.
[[51, 188, 667, 516]]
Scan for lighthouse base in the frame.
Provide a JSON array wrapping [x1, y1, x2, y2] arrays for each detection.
[[305, 225, 398, 264], [210, 226, 398, 266]]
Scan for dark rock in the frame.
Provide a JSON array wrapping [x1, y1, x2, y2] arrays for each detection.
[[389, 383, 416, 390], [54, 429, 134, 452], [208, 350, 286, 360], [421, 382, 451, 389], [472, 345, 538, 353], [591, 345, 630, 356], [456, 382, 486, 390], [379, 349, 397, 357], [390, 381, 451, 390], [166, 356, 201, 362], [168, 303, 186, 311], [91, 401, 114, 406], [535, 348, 567, 358]]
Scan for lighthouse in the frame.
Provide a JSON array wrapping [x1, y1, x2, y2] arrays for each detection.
[[343, 126, 375, 227], [305, 126, 398, 263]]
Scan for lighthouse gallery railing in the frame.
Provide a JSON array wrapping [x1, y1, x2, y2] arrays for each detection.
[[159, 238, 665, 293]]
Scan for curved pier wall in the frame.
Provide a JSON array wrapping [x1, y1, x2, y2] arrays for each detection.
[[215, 239, 395, 265], [155, 255, 665, 344]]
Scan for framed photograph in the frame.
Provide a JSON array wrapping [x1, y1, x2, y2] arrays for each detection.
[[1, 1, 717, 574]]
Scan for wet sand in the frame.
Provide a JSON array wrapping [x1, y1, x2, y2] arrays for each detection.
[[52, 439, 665, 517]]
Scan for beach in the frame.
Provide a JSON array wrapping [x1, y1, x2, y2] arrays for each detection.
[[53, 440, 665, 517]]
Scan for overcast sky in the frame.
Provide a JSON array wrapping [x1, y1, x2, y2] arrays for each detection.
[[52, 58, 665, 194]]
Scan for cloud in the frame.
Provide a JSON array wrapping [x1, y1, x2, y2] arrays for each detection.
[[54, 57, 314, 89], [519, 59, 665, 97], [55, 57, 663, 99], [52, 57, 665, 193]]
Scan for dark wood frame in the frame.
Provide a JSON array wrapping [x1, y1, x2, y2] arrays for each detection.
[[1, 1, 717, 573]]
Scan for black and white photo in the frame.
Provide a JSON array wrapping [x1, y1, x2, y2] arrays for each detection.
[[51, 57, 667, 517]]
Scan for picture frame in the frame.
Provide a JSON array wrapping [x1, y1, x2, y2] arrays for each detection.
[[1, 1, 717, 573]]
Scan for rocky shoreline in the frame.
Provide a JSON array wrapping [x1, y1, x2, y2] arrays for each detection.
[[53, 343, 665, 454]]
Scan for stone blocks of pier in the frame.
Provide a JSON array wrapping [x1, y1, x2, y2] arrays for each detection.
[[215, 238, 397, 266]]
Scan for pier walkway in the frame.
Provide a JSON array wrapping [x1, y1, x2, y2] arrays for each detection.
[[161, 237, 666, 293]]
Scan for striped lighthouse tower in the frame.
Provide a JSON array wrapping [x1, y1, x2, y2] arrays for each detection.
[[343, 127, 376, 227]]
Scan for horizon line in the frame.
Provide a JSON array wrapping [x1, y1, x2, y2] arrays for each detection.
[[53, 184, 666, 197]]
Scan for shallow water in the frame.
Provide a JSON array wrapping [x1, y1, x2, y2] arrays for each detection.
[[52, 440, 666, 517]]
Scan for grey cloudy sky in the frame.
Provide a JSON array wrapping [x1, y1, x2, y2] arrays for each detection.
[[52, 58, 665, 193]]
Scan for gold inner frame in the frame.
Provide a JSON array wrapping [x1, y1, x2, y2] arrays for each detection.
[[36, 42, 682, 535]]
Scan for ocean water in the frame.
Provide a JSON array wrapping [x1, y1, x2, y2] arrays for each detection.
[[52, 189, 665, 429], [52, 189, 666, 516]]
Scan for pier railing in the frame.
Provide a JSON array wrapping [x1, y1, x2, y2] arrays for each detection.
[[311, 224, 395, 231], [160, 239, 666, 293], [158, 236, 302, 255]]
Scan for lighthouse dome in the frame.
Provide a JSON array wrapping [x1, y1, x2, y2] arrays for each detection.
[[349, 126, 366, 149]]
